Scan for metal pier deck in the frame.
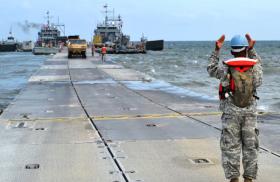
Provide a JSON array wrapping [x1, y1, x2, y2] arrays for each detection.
[[0, 51, 279, 182]]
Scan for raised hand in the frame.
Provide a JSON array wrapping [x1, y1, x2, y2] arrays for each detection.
[[215, 34, 225, 51], [245, 33, 256, 50]]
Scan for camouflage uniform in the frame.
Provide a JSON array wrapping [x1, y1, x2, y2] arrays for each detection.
[[207, 49, 263, 180]]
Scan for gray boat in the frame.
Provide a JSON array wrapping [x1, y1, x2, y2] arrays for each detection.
[[93, 4, 146, 54], [33, 11, 61, 55], [0, 31, 19, 52]]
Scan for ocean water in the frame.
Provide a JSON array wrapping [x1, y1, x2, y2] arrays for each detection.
[[0, 52, 47, 109], [0, 42, 279, 113], [111, 41, 280, 112]]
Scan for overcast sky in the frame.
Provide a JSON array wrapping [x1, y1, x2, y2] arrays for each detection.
[[0, 0, 280, 41]]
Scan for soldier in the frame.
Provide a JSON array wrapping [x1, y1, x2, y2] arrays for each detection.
[[207, 34, 263, 182], [101, 44, 107, 62]]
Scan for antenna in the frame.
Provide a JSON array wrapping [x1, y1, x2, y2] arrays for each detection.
[[47, 11, 50, 26], [104, 4, 108, 25], [102, 4, 113, 26], [118, 15, 123, 29], [56, 16, 66, 36], [45, 11, 53, 27], [9, 26, 12, 35]]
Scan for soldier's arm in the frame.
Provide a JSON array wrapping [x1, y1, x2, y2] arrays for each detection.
[[248, 48, 261, 63], [249, 49, 263, 88], [207, 50, 225, 79]]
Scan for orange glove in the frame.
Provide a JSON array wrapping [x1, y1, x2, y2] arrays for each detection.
[[215, 34, 225, 51], [245, 33, 256, 50]]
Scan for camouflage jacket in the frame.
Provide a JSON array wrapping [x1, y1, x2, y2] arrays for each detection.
[[207, 49, 263, 115]]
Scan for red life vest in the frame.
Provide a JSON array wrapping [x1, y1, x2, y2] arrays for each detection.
[[101, 47, 107, 54], [223, 57, 257, 67], [219, 57, 257, 107], [223, 58, 257, 72]]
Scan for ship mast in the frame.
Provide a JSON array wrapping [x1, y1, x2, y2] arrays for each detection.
[[9, 26, 12, 36], [104, 4, 108, 26], [103, 4, 112, 40], [46, 11, 50, 26], [56, 17, 65, 36]]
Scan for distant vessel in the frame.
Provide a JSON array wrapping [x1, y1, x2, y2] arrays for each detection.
[[33, 11, 64, 55], [140, 35, 164, 51], [146, 40, 164, 51], [93, 5, 146, 54], [0, 31, 19, 52], [20, 41, 34, 52]]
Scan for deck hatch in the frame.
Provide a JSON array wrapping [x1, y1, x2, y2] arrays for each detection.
[[25, 164, 40, 169], [190, 158, 213, 164], [146, 123, 157, 127]]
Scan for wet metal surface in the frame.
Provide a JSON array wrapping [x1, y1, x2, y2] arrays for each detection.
[[29, 75, 70, 82], [44, 60, 67, 65], [75, 84, 170, 117], [1, 83, 84, 120], [34, 69, 68, 76], [0, 118, 94, 145], [41, 65, 68, 69], [0, 143, 124, 182], [94, 117, 219, 141], [74, 79, 116, 85], [69, 59, 97, 69], [136, 90, 219, 114], [122, 80, 216, 101], [69, 68, 110, 81], [102, 68, 153, 81]]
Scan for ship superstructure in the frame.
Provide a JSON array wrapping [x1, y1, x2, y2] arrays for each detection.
[[93, 5, 145, 54], [0, 30, 19, 52], [33, 11, 63, 55]]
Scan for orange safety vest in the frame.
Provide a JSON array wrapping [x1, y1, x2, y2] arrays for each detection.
[[101, 47, 107, 54]]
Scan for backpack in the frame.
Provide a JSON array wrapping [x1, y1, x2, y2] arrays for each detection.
[[219, 57, 257, 108]]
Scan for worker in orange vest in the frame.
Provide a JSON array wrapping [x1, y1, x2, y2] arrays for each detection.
[[101, 44, 107, 62]]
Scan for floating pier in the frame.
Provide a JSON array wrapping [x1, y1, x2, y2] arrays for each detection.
[[0, 50, 279, 181]]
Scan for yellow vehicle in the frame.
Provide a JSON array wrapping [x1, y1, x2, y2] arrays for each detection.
[[68, 39, 87, 58], [93, 35, 102, 46]]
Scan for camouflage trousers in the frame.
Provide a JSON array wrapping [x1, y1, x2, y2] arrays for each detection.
[[220, 112, 259, 180]]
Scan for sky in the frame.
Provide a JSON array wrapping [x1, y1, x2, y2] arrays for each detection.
[[0, 0, 280, 41]]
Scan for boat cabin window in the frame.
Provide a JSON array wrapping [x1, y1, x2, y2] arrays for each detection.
[[69, 39, 86, 44]]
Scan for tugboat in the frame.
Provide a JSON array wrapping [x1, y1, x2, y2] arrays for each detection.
[[0, 30, 19, 52], [33, 11, 62, 55], [92, 4, 146, 54]]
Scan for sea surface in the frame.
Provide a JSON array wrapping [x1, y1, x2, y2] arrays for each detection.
[[0, 52, 47, 110], [0, 41, 279, 113]]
